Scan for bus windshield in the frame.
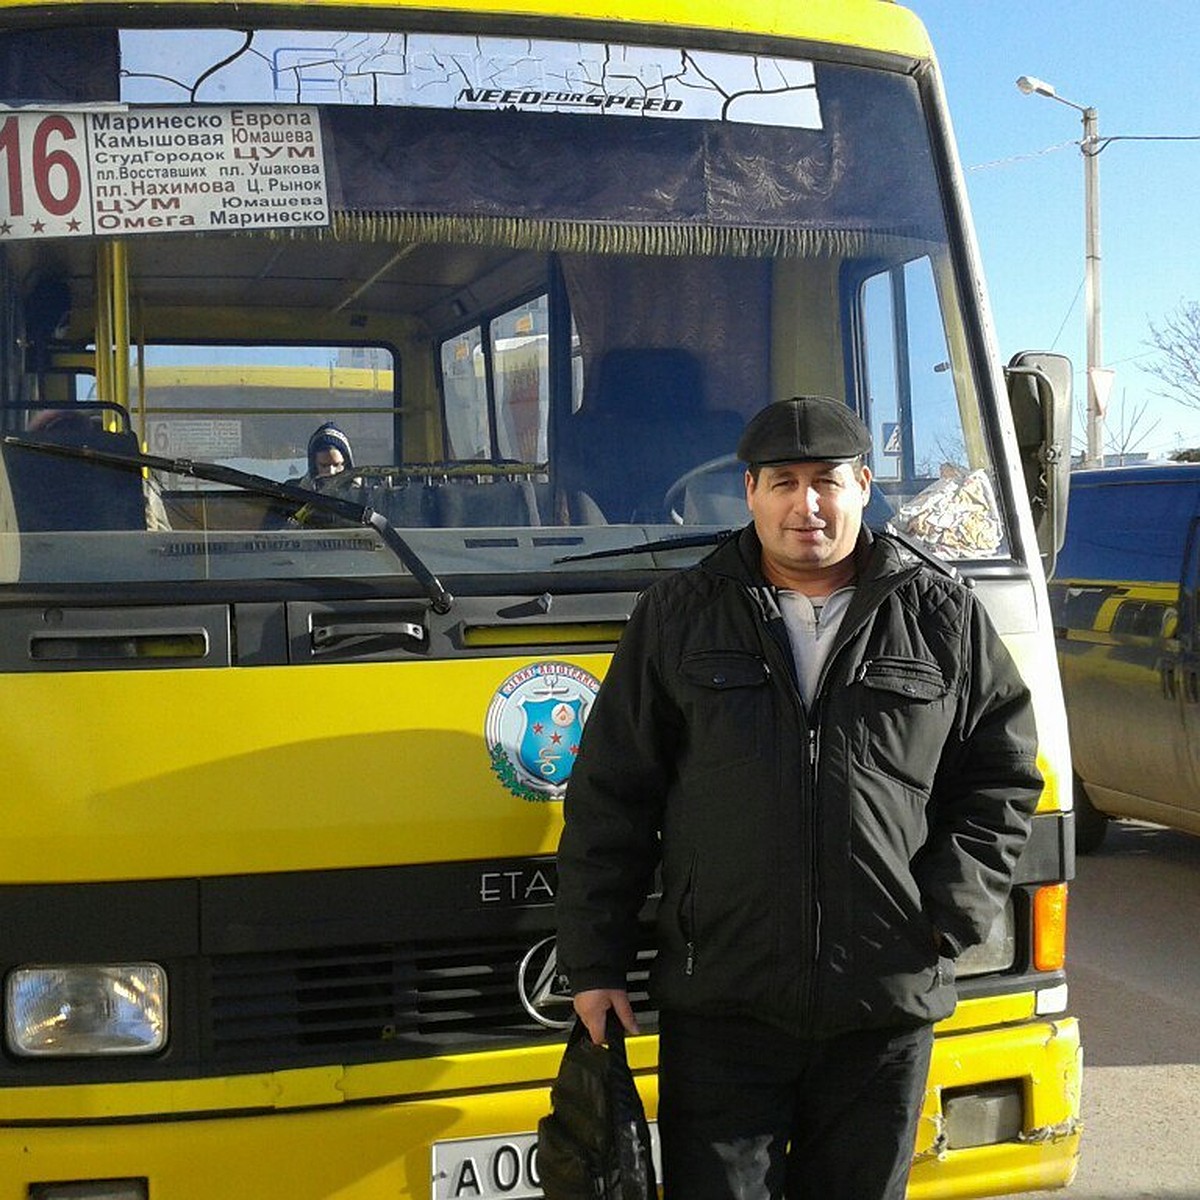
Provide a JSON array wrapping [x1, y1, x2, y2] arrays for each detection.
[[0, 24, 1009, 589]]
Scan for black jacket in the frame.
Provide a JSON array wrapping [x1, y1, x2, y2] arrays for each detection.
[[556, 525, 1042, 1036]]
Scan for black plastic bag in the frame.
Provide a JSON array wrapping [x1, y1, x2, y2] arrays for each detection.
[[537, 1016, 657, 1200]]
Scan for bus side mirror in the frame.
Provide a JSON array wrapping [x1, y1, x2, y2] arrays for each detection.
[[1005, 351, 1072, 578]]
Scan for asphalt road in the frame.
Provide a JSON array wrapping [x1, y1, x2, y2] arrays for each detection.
[[1006, 820, 1200, 1200]]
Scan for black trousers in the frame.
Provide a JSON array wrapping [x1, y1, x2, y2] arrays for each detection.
[[657, 1011, 934, 1200]]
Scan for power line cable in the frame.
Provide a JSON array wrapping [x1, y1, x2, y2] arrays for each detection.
[[967, 140, 1077, 171], [1096, 133, 1200, 154], [1050, 277, 1084, 351], [970, 133, 1200, 171]]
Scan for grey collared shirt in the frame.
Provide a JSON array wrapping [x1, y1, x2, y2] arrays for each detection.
[[776, 587, 855, 709]]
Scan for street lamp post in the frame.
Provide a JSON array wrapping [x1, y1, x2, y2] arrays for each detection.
[[1017, 75, 1106, 467]]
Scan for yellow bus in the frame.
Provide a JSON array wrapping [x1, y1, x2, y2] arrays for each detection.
[[0, 2, 1080, 1197]]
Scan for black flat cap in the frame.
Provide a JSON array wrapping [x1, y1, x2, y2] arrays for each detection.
[[737, 396, 871, 465]]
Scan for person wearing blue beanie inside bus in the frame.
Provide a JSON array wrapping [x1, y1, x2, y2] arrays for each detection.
[[301, 422, 355, 486]]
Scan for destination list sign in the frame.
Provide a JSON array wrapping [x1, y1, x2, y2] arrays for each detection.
[[0, 106, 329, 241]]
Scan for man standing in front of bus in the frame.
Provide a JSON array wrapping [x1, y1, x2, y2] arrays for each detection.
[[555, 396, 1042, 1199]]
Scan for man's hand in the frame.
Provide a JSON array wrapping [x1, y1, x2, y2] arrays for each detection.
[[573, 988, 640, 1044]]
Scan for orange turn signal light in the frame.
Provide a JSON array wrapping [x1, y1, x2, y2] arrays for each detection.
[[1032, 882, 1068, 971]]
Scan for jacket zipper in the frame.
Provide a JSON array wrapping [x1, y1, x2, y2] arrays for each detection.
[[801, 572, 922, 1023], [855, 656, 945, 684], [808, 724, 821, 961], [752, 595, 819, 1022], [749, 566, 920, 1027], [681, 859, 697, 976]]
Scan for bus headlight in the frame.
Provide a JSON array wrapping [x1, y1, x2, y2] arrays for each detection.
[[5, 964, 167, 1056], [955, 901, 1016, 978]]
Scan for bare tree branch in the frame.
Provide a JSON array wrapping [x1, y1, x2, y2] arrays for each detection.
[[1146, 300, 1200, 411], [1103, 391, 1159, 465]]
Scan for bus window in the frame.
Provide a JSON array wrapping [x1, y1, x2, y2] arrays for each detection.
[[132, 343, 397, 486], [439, 296, 549, 464], [862, 271, 900, 478], [491, 295, 548, 464], [441, 327, 488, 459], [859, 255, 1007, 559], [1111, 599, 1170, 639]]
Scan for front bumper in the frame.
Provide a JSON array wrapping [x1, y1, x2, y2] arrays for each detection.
[[0, 1016, 1080, 1199]]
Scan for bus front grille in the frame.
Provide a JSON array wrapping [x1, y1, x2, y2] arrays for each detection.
[[207, 934, 656, 1064]]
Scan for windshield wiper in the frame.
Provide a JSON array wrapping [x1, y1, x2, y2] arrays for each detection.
[[2, 435, 454, 613], [555, 528, 738, 564]]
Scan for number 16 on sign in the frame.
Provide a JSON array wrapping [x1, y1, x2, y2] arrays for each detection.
[[0, 112, 92, 240]]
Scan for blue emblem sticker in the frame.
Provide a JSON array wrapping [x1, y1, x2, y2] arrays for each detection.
[[485, 661, 601, 801]]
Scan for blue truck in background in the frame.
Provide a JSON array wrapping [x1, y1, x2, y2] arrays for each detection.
[[1051, 463, 1200, 850]]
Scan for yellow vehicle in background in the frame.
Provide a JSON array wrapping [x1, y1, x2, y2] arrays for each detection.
[[0, 1, 1079, 1196]]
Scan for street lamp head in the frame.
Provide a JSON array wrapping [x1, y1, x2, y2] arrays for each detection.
[[1017, 75, 1090, 114], [1017, 75, 1058, 99]]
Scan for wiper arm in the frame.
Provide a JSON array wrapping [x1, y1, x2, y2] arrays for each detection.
[[555, 528, 738, 564], [2, 435, 454, 613]]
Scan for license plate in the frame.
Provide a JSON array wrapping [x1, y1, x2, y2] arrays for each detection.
[[431, 1123, 661, 1199]]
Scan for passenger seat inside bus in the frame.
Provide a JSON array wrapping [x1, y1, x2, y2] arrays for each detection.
[[435, 477, 541, 528], [1, 409, 146, 532], [368, 476, 541, 528], [559, 348, 743, 523]]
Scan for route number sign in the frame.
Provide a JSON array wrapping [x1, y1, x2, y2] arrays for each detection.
[[0, 106, 329, 241]]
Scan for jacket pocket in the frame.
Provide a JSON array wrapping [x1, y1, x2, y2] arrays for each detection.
[[854, 656, 952, 793], [858, 655, 948, 701], [677, 650, 770, 769]]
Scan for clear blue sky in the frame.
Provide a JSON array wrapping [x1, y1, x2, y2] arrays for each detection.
[[913, 1, 1200, 458]]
